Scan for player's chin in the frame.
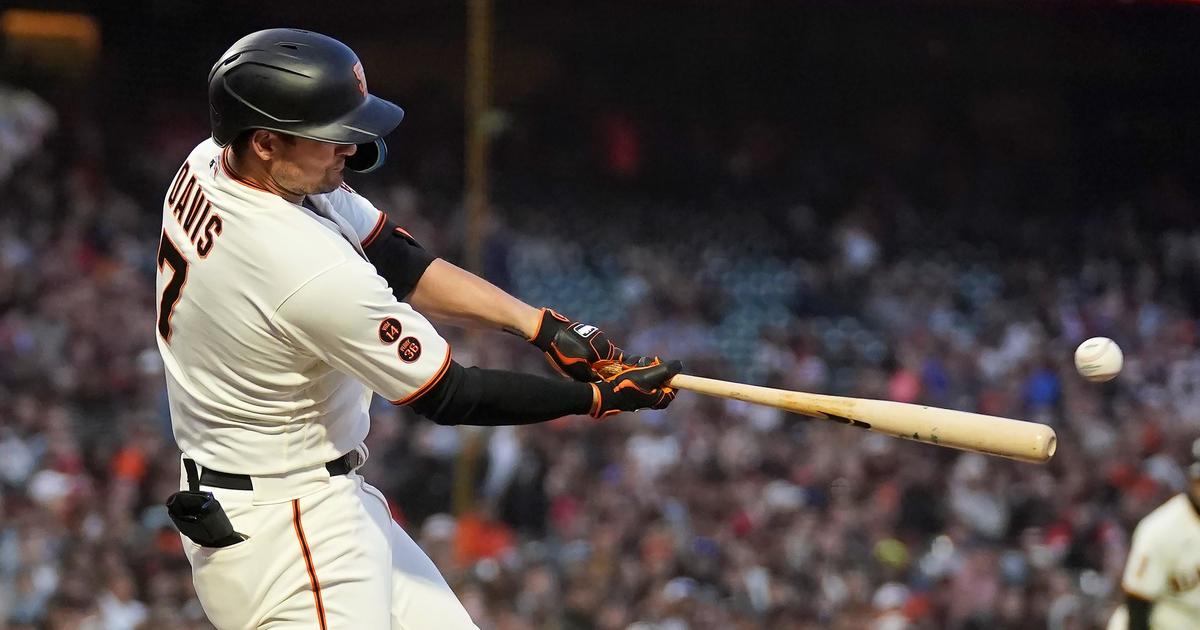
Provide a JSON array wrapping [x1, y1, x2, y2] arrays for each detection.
[[316, 172, 344, 194]]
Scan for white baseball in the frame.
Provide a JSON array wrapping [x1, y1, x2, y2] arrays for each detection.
[[1074, 337, 1123, 383]]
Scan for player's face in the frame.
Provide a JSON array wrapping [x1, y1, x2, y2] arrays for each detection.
[[269, 136, 358, 197]]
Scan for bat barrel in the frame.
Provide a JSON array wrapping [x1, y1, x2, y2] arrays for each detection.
[[668, 374, 1057, 464], [839, 399, 1058, 464]]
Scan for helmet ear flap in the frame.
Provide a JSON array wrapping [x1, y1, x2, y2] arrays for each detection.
[[346, 138, 386, 173]]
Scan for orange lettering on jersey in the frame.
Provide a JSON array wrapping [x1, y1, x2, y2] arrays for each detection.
[[167, 163, 191, 205], [189, 201, 211, 241], [197, 215, 223, 258], [183, 191, 207, 232], [166, 169, 225, 259], [173, 177, 196, 221]]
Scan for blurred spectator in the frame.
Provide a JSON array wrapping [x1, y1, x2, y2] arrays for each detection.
[[4, 39, 1200, 630]]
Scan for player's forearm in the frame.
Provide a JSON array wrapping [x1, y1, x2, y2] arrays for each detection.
[[359, 218, 534, 337], [408, 361, 593, 425], [407, 259, 541, 337], [405, 359, 679, 425]]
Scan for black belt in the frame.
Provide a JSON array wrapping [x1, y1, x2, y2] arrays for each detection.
[[193, 451, 362, 491]]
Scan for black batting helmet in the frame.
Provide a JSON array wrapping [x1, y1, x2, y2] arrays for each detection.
[[208, 28, 403, 173]]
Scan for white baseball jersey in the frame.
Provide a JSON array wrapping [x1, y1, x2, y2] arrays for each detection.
[[1108, 493, 1200, 629], [163, 139, 478, 629], [156, 139, 449, 475]]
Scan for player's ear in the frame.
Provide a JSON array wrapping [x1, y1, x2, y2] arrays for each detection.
[[249, 130, 284, 161]]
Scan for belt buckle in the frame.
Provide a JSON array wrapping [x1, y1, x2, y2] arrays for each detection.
[[345, 449, 364, 470]]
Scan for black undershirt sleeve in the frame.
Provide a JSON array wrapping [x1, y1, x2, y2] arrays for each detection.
[[407, 361, 594, 426], [362, 218, 437, 301], [1126, 594, 1152, 630]]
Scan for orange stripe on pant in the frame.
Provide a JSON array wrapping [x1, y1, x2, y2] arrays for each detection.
[[292, 499, 329, 630]]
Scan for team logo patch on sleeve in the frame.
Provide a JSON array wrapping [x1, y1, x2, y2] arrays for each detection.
[[379, 318, 402, 344], [398, 337, 422, 362]]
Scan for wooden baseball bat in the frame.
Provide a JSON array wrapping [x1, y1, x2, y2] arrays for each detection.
[[668, 373, 1057, 464]]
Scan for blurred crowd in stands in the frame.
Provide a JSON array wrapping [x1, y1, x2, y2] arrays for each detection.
[[2, 66, 1200, 630]]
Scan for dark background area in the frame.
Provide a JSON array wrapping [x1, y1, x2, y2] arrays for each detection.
[[5, 2, 1200, 629], [10, 0, 1200, 215]]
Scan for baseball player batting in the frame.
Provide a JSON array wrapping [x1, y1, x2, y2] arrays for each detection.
[[157, 28, 679, 629], [1107, 438, 1200, 629]]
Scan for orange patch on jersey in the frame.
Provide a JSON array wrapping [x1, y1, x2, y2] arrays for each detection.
[[398, 337, 422, 363], [379, 318, 402, 344], [1135, 554, 1149, 578]]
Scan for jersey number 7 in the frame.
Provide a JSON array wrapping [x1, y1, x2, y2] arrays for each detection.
[[157, 231, 189, 342]]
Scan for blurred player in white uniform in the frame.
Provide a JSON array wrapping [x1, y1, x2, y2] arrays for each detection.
[[158, 28, 679, 629], [1107, 438, 1200, 630]]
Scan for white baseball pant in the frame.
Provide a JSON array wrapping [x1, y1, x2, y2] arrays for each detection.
[[178, 452, 479, 629]]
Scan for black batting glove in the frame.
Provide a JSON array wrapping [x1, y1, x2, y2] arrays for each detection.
[[588, 358, 682, 419], [529, 308, 645, 381]]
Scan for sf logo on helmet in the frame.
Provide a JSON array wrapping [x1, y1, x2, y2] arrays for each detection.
[[352, 62, 367, 97]]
